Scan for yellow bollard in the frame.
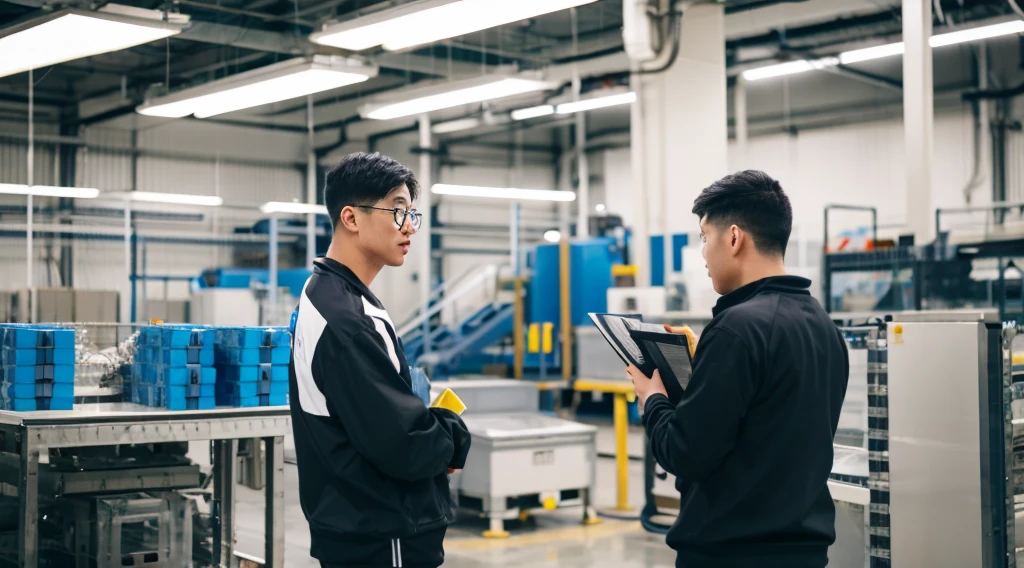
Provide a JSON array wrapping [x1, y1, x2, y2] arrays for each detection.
[[613, 393, 632, 512]]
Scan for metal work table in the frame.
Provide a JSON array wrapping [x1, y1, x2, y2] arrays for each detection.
[[0, 403, 291, 568]]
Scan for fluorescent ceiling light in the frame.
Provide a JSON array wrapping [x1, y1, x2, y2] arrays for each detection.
[[260, 202, 329, 215], [432, 117, 481, 134], [0, 184, 100, 198], [930, 20, 1024, 47], [137, 56, 377, 119], [839, 43, 905, 65], [0, 7, 183, 79], [556, 92, 637, 114], [360, 76, 553, 121], [312, 0, 597, 52], [511, 105, 555, 121], [839, 20, 1024, 65], [742, 57, 839, 81], [432, 184, 576, 202], [543, 230, 561, 243], [113, 191, 223, 206]]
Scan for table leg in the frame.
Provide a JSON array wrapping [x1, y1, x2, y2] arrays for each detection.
[[613, 393, 632, 512], [18, 440, 39, 568], [264, 436, 285, 568], [213, 439, 238, 568]]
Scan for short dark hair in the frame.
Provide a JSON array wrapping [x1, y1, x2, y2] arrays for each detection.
[[324, 152, 419, 230], [692, 170, 792, 257]]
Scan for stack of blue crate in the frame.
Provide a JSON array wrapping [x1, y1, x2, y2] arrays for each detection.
[[131, 326, 216, 411], [0, 325, 75, 411], [214, 327, 290, 407]]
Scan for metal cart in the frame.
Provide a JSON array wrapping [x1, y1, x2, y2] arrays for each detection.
[[0, 403, 290, 568]]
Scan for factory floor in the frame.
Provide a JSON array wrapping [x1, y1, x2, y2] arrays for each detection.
[[233, 422, 678, 568]]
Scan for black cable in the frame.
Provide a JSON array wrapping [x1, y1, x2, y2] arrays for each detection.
[[962, 80, 1024, 101]]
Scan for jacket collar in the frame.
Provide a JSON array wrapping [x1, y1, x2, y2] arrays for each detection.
[[314, 257, 385, 310], [712, 275, 811, 317]]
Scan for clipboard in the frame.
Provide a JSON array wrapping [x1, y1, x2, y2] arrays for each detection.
[[627, 329, 693, 404]]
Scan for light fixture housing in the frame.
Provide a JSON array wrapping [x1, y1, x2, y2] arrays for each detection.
[[432, 184, 576, 202], [0, 184, 100, 199], [747, 19, 1024, 80], [511, 105, 555, 121], [0, 5, 185, 79], [556, 91, 637, 114], [105, 191, 223, 206], [260, 202, 329, 215], [311, 0, 598, 52], [137, 56, 377, 119], [359, 74, 554, 121], [742, 57, 839, 81], [431, 117, 482, 134]]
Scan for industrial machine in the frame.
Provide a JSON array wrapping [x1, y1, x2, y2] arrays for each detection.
[[430, 379, 599, 537], [642, 310, 1019, 568], [823, 202, 1024, 323]]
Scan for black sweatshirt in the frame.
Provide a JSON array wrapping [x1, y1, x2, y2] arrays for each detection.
[[289, 258, 471, 567], [643, 275, 849, 567]]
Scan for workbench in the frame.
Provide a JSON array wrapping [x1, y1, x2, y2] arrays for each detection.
[[0, 403, 290, 568]]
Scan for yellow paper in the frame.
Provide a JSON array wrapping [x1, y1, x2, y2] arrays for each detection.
[[430, 388, 467, 416]]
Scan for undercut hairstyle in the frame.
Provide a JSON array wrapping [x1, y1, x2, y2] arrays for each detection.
[[692, 170, 793, 257], [324, 152, 419, 230]]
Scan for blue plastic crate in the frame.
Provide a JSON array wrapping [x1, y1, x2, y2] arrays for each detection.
[[156, 346, 215, 367], [0, 396, 74, 411], [2, 326, 74, 349], [216, 380, 287, 400], [2, 348, 75, 366], [218, 364, 288, 383], [132, 384, 215, 411], [0, 365, 74, 384], [218, 391, 288, 408], [161, 327, 215, 348], [217, 327, 291, 349], [2, 381, 73, 399], [155, 365, 216, 386], [216, 346, 290, 366]]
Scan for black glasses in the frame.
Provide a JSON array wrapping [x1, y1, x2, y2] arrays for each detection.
[[357, 206, 423, 231]]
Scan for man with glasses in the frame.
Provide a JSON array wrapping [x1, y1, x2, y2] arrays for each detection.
[[289, 152, 471, 568]]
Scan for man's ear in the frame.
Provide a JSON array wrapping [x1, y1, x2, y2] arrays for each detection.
[[730, 225, 744, 255], [338, 206, 359, 234]]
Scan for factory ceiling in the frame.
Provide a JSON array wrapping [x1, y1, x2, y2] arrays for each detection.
[[0, 0, 1019, 135]]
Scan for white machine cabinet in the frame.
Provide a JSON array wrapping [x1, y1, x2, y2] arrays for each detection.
[[430, 379, 599, 536]]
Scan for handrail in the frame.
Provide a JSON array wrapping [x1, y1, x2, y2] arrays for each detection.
[[935, 200, 1024, 237], [397, 263, 504, 337]]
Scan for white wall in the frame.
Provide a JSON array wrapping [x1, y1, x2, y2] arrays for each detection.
[[601, 105, 988, 247], [0, 117, 309, 321]]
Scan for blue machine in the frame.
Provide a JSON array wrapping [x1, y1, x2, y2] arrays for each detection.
[[405, 238, 624, 379], [193, 268, 311, 298]]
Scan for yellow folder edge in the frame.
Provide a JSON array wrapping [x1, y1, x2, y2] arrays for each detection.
[[430, 388, 467, 416]]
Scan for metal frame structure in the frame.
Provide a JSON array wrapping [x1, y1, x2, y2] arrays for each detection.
[[1, 404, 289, 568]]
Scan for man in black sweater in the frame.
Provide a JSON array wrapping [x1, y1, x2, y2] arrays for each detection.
[[628, 170, 849, 568], [289, 152, 471, 568]]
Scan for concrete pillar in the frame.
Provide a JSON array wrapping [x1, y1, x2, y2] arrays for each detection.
[[734, 75, 748, 157], [903, 0, 934, 243], [634, 4, 728, 288], [418, 115, 432, 356], [306, 96, 317, 268], [558, 127, 572, 238], [630, 68, 651, 287]]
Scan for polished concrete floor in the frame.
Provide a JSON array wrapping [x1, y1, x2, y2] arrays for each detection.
[[234, 423, 678, 567]]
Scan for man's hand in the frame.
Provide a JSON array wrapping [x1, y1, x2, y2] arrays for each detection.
[[627, 364, 668, 406], [447, 468, 459, 474]]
